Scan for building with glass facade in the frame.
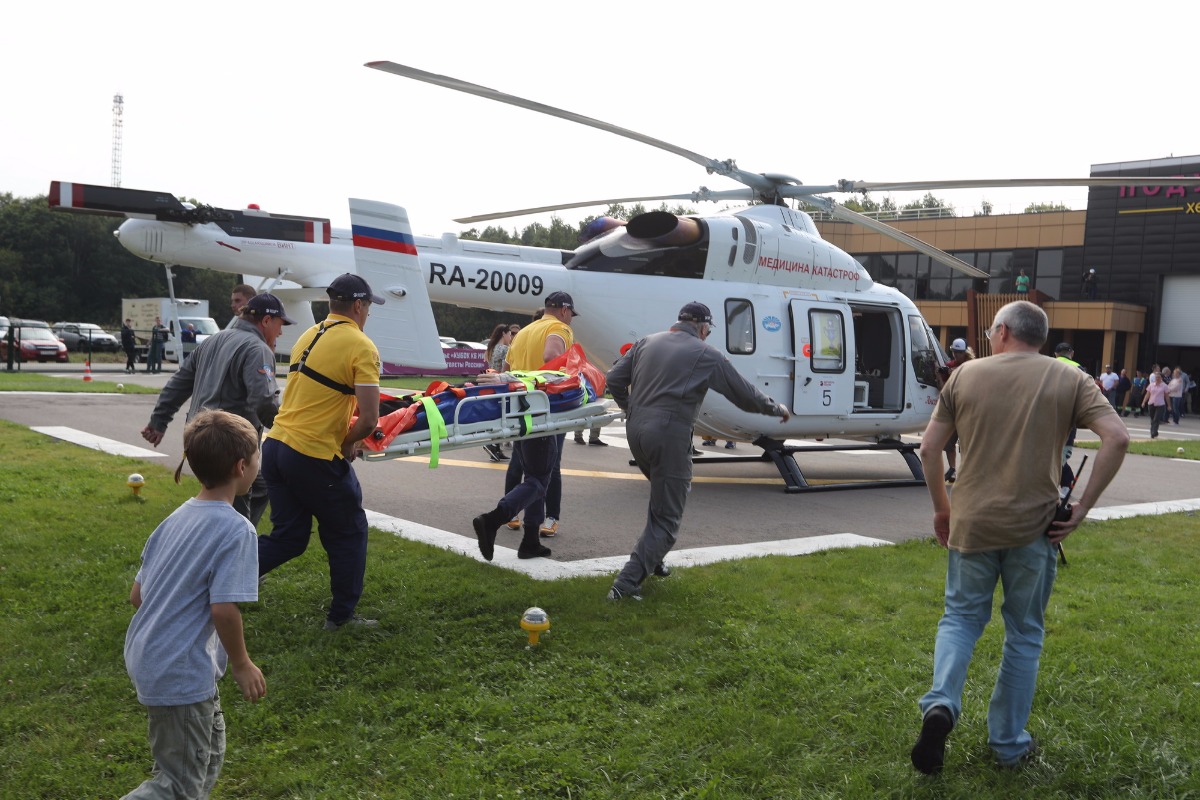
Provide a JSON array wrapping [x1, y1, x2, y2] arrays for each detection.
[[814, 154, 1200, 377]]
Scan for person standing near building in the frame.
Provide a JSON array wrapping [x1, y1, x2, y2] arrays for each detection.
[[910, 300, 1127, 774], [473, 292, 578, 561], [1099, 365, 1119, 410], [604, 302, 790, 601], [1168, 367, 1185, 424], [121, 318, 138, 374], [1142, 371, 1169, 438], [1129, 369, 1148, 418], [1014, 268, 1030, 294], [257, 274, 384, 631], [1115, 368, 1132, 416], [1081, 268, 1098, 300], [140, 293, 292, 526]]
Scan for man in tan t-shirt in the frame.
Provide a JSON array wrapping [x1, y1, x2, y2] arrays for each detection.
[[910, 300, 1128, 774]]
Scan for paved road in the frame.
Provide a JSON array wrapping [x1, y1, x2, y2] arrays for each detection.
[[5, 363, 1199, 568]]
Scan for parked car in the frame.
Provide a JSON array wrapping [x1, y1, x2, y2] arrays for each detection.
[[0, 323, 69, 363], [51, 322, 120, 352], [439, 336, 486, 350]]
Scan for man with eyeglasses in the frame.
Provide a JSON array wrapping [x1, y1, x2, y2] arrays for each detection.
[[911, 301, 1128, 773], [603, 301, 791, 601]]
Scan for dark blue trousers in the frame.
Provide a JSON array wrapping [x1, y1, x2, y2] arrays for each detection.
[[503, 434, 564, 519], [259, 437, 368, 623], [498, 435, 561, 530]]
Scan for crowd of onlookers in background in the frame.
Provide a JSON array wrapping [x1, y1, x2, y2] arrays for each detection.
[[1095, 363, 1195, 438]]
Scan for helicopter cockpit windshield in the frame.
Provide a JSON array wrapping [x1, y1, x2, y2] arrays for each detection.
[[565, 219, 709, 279]]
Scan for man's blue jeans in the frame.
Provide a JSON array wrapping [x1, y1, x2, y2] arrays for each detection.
[[919, 536, 1057, 765]]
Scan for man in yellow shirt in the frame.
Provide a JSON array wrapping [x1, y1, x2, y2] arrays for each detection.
[[473, 291, 576, 561], [258, 273, 383, 631]]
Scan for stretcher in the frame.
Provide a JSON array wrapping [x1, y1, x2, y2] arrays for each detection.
[[360, 388, 624, 464]]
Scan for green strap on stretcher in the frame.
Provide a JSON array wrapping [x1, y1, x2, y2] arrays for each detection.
[[509, 375, 539, 434], [419, 395, 448, 468]]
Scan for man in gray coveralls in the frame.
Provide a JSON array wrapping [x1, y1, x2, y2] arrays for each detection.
[[605, 301, 790, 600], [141, 293, 293, 526]]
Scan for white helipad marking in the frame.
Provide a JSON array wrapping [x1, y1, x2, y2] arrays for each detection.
[[1085, 497, 1200, 521], [365, 509, 888, 581], [31, 426, 165, 458], [369, 495, 1200, 580]]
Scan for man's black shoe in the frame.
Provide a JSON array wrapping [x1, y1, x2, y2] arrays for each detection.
[[484, 444, 508, 462], [911, 705, 954, 775], [588, 439, 608, 447], [518, 543, 552, 559], [473, 509, 505, 561], [653, 563, 671, 578]]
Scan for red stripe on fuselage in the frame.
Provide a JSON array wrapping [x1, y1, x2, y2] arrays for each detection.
[[353, 233, 418, 255]]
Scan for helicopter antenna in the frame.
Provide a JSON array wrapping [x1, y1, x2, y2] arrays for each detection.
[[110, 93, 124, 188]]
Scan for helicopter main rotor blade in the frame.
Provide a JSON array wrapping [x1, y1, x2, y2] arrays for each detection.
[[812, 199, 988, 279], [839, 176, 1200, 193], [366, 61, 777, 196], [452, 189, 757, 225]]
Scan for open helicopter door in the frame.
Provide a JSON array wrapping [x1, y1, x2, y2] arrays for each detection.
[[789, 298, 856, 417]]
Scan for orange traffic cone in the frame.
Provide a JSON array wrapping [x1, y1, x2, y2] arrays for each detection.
[[83, 361, 93, 382]]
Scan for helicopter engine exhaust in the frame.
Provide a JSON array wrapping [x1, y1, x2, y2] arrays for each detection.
[[579, 216, 626, 243], [626, 211, 702, 247]]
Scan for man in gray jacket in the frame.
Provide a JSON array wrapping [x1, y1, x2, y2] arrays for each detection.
[[605, 301, 790, 600], [141, 293, 293, 525]]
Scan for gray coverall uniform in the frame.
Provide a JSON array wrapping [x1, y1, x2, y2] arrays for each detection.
[[147, 318, 280, 525], [606, 321, 785, 594]]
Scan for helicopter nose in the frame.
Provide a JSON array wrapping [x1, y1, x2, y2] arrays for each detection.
[[116, 218, 170, 259]]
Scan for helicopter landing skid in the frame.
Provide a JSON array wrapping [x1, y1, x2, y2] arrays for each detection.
[[696, 438, 926, 493]]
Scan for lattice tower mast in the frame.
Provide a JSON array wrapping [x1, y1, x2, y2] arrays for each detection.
[[111, 93, 124, 187]]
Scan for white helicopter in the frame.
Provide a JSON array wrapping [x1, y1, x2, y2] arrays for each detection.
[[47, 62, 1189, 491]]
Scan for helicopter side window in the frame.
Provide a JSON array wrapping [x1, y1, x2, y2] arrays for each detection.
[[724, 299, 755, 355], [908, 315, 941, 387], [809, 310, 845, 373]]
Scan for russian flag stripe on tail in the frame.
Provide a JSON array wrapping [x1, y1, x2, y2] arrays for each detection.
[[352, 223, 418, 255], [348, 198, 446, 371]]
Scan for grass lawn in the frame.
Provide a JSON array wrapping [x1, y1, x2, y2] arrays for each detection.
[[1, 419, 1198, 798]]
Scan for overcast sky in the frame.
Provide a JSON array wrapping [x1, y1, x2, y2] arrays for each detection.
[[5, 1, 1195, 236]]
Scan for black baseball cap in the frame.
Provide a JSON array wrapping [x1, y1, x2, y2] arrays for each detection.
[[243, 293, 296, 325], [1054, 342, 1074, 354], [545, 291, 578, 317], [327, 273, 385, 305], [678, 301, 712, 324]]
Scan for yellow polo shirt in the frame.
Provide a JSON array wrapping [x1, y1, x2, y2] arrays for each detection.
[[268, 314, 381, 460], [505, 316, 573, 370]]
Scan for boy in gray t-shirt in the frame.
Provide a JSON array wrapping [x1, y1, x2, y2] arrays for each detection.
[[122, 410, 266, 799]]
